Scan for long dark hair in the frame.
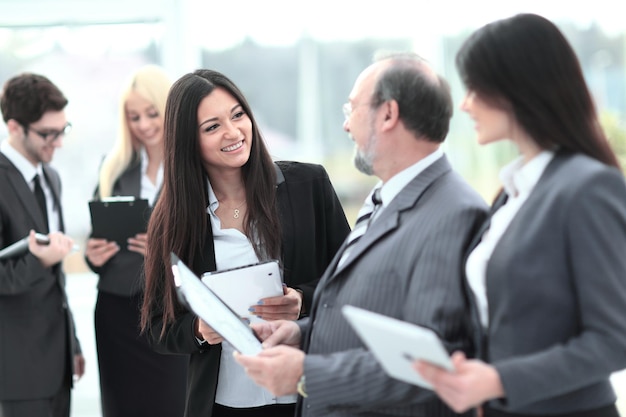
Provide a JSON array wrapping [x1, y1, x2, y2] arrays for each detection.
[[456, 13, 619, 168], [141, 69, 281, 334]]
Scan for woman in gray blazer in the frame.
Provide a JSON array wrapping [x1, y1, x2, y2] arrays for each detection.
[[416, 13, 626, 417], [85, 65, 188, 417]]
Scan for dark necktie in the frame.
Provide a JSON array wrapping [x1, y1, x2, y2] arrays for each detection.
[[33, 174, 49, 233], [337, 188, 382, 267]]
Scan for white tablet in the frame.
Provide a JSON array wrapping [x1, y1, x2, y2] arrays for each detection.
[[170, 253, 263, 355], [341, 305, 454, 389], [201, 260, 283, 323]]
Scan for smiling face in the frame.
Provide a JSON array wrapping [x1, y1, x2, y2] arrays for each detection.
[[460, 90, 512, 146], [197, 87, 253, 175], [8, 110, 67, 165], [125, 90, 164, 151], [343, 62, 385, 175]]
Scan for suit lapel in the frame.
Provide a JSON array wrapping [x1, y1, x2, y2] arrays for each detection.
[[118, 158, 142, 197], [462, 191, 507, 360], [321, 155, 453, 285], [273, 163, 294, 280], [307, 156, 454, 343], [473, 152, 565, 254], [470, 154, 567, 358], [484, 152, 565, 276], [466, 190, 508, 254], [0, 153, 48, 233], [42, 164, 65, 232]]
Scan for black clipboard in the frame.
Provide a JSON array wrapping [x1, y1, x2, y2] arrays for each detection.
[[88, 196, 150, 249]]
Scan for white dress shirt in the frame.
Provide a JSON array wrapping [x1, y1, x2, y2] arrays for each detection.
[[205, 178, 297, 407], [364, 147, 445, 223], [336, 148, 445, 269], [1, 140, 60, 232], [139, 147, 163, 206], [466, 150, 555, 328]]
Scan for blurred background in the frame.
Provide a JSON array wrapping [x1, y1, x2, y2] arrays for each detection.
[[1, 0, 625, 415]]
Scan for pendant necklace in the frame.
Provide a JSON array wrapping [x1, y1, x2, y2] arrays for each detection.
[[220, 200, 246, 219]]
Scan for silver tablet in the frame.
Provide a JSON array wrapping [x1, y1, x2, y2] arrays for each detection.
[[201, 260, 283, 323], [170, 253, 263, 355], [341, 305, 454, 389]]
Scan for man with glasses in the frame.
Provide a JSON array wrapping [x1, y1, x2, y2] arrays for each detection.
[[235, 52, 489, 417], [0, 72, 84, 417]]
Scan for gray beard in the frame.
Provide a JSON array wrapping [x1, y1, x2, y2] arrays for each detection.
[[353, 147, 374, 175]]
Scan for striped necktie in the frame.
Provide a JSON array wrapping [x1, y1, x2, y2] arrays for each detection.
[[337, 188, 382, 267]]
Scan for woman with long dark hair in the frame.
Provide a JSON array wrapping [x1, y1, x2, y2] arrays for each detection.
[[140, 69, 350, 417], [417, 13, 626, 417]]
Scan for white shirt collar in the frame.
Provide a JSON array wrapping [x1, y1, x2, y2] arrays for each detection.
[[140, 146, 148, 174], [139, 146, 164, 203], [0, 139, 42, 184], [374, 147, 444, 206], [206, 177, 219, 214], [139, 146, 164, 178], [500, 150, 555, 198]]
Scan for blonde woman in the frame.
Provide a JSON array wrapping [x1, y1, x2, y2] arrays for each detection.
[[85, 65, 187, 417]]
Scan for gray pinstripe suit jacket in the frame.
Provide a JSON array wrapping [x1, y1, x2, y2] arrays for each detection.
[[298, 155, 488, 417]]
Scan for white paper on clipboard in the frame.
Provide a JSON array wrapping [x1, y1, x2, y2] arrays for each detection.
[[170, 253, 263, 355], [201, 260, 283, 323], [341, 305, 454, 389]]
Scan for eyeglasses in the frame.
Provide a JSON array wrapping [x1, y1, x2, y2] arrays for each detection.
[[342, 102, 371, 121], [24, 122, 72, 142], [342, 103, 352, 120]]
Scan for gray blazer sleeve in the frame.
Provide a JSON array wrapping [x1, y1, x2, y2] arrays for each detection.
[[494, 167, 626, 409]]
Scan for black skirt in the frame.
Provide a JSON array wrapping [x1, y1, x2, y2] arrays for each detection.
[[213, 403, 295, 417], [95, 291, 189, 417], [483, 404, 620, 417]]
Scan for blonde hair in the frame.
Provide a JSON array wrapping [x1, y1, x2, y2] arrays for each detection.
[[98, 64, 172, 198]]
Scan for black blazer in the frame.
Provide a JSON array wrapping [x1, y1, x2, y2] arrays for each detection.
[[0, 152, 81, 400], [86, 157, 151, 296], [148, 161, 351, 417], [470, 151, 626, 414]]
